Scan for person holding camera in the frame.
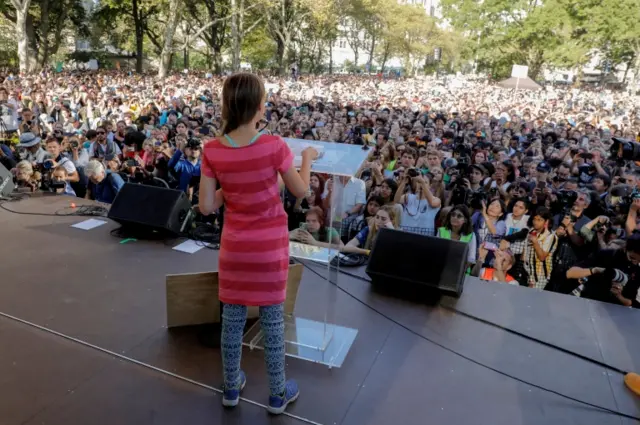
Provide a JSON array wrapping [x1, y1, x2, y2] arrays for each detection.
[[17, 132, 47, 165], [19, 107, 39, 135], [13, 160, 41, 192], [522, 207, 558, 289], [51, 165, 76, 196], [43, 137, 79, 184], [566, 233, 640, 308], [472, 245, 517, 284], [167, 137, 202, 194], [0, 86, 18, 134], [394, 168, 441, 235], [89, 126, 122, 160]]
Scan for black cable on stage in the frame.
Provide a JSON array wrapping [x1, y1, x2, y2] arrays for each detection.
[[294, 259, 640, 421], [188, 222, 221, 249], [0, 197, 108, 217]]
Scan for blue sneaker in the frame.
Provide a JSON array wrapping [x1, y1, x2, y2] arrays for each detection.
[[222, 371, 246, 407], [267, 380, 299, 415]]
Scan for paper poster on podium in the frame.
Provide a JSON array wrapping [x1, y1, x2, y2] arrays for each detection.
[[284, 138, 370, 177]]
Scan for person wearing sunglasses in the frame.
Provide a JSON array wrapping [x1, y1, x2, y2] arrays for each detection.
[[88, 125, 121, 160], [437, 204, 477, 270]]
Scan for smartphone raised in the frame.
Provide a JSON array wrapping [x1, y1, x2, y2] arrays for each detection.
[[483, 241, 498, 251]]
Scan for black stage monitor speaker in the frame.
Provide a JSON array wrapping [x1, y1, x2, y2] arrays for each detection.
[[108, 183, 193, 236], [366, 228, 468, 297], [0, 162, 15, 198]]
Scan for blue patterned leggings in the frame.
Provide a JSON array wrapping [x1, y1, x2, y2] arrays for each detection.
[[221, 303, 286, 396]]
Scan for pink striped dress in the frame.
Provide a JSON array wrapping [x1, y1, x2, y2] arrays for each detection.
[[201, 134, 294, 306]]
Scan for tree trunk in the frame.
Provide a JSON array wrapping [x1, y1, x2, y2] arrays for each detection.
[[213, 47, 222, 74], [35, 0, 50, 70], [380, 41, 390, 73], [329, 41, 333, 74], [132, 0, 144, 73], [14, 0, 32, 73], [367, 31, 376, 73], [158, 0, 181, 78], [276, 39, 288, 75], [622, 59, 632, 84], [230, 0, 240, 71], [183, 47, 189, 69]]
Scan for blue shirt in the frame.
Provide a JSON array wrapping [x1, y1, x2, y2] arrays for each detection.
[[355, 227, 370, 247], [63, 182, 76, 196], [168, 149, 201, 192], [1, 144, 14, 160], [88, 171, 124, 204]]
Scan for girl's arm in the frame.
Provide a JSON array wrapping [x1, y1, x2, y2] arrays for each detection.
[[281, 148, 316, 198], [341, 237, 369, 255], [199, 174, 224, 215]]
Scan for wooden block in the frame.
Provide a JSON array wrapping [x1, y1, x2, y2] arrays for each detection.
[[285, 263, 303, 315], [166, 272, 220, 328], [165, 264, 304, 328]]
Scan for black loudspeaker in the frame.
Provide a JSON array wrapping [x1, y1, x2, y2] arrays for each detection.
[[366, 228, 468, 297], [108, 183, 193, 236], [0, 162, 15, 197]]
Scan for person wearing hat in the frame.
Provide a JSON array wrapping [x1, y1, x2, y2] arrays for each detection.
[[18, 132, 47, 164], [467, 163, 487, 192]]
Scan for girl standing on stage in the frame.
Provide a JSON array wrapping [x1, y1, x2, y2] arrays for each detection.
[[199, 73, 317, 414]]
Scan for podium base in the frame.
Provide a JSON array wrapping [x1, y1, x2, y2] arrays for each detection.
[[242, 314, 358, 368]]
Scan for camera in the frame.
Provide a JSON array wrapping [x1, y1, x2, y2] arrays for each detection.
[[185, 138, 202, 150], [553, 189, 578, 216], [610, 137, 640, 163], [469, 191, 487, 210], [609, 184, 640, 213], [70, 140, 79, 149]]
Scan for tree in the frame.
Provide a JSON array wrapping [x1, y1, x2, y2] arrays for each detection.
[[241, 25, 276, 69], [183, 0, 229, 73], [569, 0, 640, 82], [9, 0, 31, 72], [291, 0, 339, 73], [95, 0, 161, 72], [378, 3, 439, 75], [158, 0, 181, 77], [260, 0, 314, 74], [2, 0, 87, 72], [440, 0, 577, 79]]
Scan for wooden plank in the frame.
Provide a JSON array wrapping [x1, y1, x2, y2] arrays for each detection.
[[166, 272, 220, 328], [165, 264, 304, 328]]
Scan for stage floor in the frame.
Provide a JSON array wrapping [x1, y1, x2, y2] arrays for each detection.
[[1, 196, 640, 425]]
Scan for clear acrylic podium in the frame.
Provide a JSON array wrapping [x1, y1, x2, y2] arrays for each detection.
[[242, 139, 370, 368]]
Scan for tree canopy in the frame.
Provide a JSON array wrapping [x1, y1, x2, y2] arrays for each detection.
[[0, 0, 637, 81]]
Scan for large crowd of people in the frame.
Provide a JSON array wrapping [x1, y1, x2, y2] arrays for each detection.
[[1, 70, 640, 309]]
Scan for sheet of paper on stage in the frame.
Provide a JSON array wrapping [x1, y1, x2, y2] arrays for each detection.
[[173, 239, 205, 254], [71, 219, 108, 230]]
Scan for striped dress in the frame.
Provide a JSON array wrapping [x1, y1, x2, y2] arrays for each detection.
[[201, 134, 294, 306]]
